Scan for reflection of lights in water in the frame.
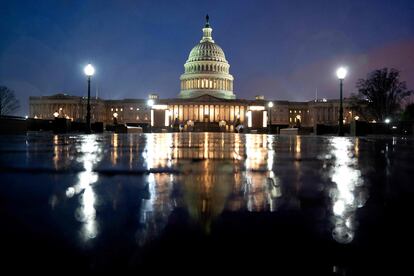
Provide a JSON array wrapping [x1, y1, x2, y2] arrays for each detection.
[[144, 133, 173, 169], [244, 134, 281, 212], [111, 133, 118, 165], [204, 132, 208, 159], [65, 135, 101, 241], [295, 135, 301, 155], [267, 135, 274, 171], [329, 137, 366, 244], [53, 135, 59, 169]]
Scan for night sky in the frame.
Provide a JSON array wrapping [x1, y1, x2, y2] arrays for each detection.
[[1, 0, 413, 116]]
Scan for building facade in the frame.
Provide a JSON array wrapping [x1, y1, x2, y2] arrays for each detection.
[[29, 16, 357, 131]]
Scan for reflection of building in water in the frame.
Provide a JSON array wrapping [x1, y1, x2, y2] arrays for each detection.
[[29, 16, 357, 131], [135, 132, 283, 243], [329, 138, 368, 244]]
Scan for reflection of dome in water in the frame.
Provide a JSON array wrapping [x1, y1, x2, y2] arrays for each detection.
[[179, 15, 235, 100]]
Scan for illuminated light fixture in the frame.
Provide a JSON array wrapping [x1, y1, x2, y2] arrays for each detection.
[[354, 116, 360, 121], [147, 99, 154, 107], [113, 112, 118, 118], [268, 101, 274, 108], [371, 120, 377, 123], [336, 66, 347, 136], [84, 64, 95, 76], [263, 111, 268, 128], [130, 107, 133, 111], [152, 104, 168, 110], [249, 106, 265, 111], [384, 118, 391, 124], [59, 107, 63, 111], [336, 67, 347, 80], [34, 115, 38, 119], [53, 112, 59, 118], [25, 115, 28, 119], [392, 126, 397, 129]]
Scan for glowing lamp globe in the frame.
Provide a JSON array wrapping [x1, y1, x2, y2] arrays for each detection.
[[268, 101, 274, 108], [84, 64, 95, 76], [336, 67, 347, 80]]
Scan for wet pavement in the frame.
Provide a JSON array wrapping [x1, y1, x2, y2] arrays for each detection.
[[0, 132, 413, 274]]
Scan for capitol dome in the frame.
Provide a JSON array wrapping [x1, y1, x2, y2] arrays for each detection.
[[179, 15, 235, 99]]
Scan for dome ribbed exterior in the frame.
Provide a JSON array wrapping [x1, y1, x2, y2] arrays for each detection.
[[179, 18, 235, 100], [187, 42, 227, 63]]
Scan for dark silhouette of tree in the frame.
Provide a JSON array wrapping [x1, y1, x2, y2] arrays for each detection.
[[0, 86, 20, 116], [350, 68, 412, 122], [401, 103, 414, 121]]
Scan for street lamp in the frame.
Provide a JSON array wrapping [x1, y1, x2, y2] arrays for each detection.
[[268, 101, 273, 133], [84, 64, 95, 134], [336, 67, 347, 136]]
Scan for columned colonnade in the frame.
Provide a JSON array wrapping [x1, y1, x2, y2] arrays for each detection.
[[170, 104, 245, 123], [180, 78, 233, 91]]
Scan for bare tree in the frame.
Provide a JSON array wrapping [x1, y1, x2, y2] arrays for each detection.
[[0, 86, 20, 116], [350, 68, 413, 121]]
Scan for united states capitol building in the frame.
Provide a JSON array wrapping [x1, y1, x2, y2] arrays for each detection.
[[29, 16, 355, 131]]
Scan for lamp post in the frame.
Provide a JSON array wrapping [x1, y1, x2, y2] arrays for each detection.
[[268, 101, 273, 133], [336, 67, 347, 136], [84, 64, 95, 134]]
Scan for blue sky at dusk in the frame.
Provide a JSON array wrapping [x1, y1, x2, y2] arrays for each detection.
[[1, 0, 413, 115]]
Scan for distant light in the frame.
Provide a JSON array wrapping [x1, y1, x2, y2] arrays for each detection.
[[152, 104, 168, 110], [322, 98, 327, 102], [25, 115, 28, 119], [113, 112, 118, 118], [384, 118, 391, 124], [268, 101, 274, 108], [354, 116, 359, 121], [371, 120, 377, 123], [53, 112, 59, 118], [147, 99, 154, 107], [392, 126, 397, 129], [84, 64, 95, 76], [249, 106, 265, 111], [336, 67, 347, 80]]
